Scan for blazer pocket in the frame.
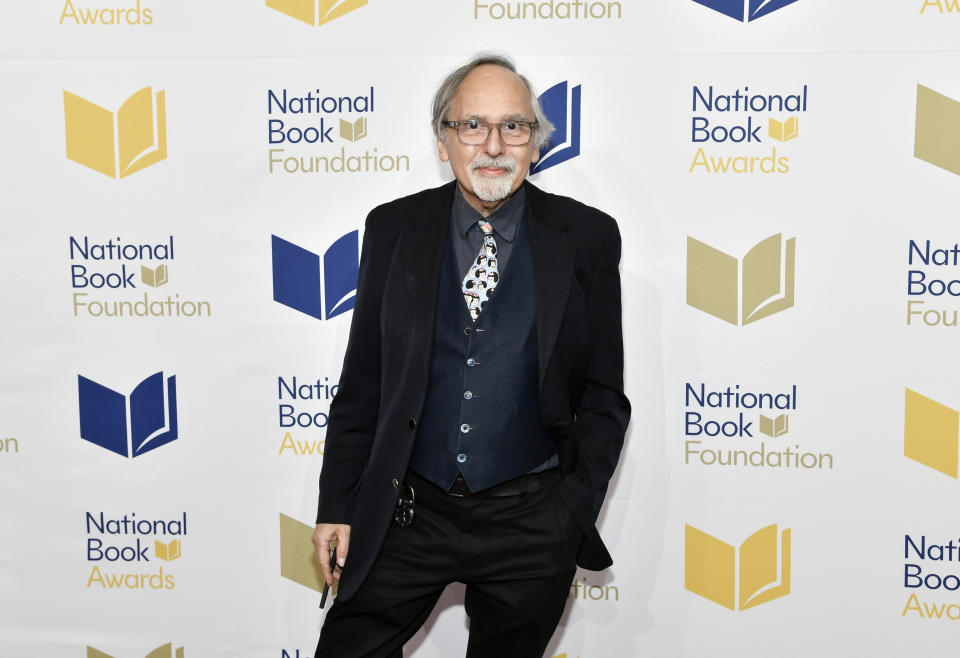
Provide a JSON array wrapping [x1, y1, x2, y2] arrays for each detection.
[[551, 422, 578, 472]]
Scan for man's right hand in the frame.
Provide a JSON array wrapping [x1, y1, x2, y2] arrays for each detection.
[[312, 523, 351, 587]]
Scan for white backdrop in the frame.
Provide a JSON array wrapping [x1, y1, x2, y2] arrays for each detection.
[[4, 1, 960, 656]]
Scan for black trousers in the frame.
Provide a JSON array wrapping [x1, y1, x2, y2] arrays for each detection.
[[315, 469, 581, 658]]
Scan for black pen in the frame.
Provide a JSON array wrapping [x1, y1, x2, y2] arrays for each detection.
[[320, 542, 338, 609]]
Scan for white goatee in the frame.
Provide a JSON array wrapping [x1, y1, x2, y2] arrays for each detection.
[[470, 154, 518, 202]]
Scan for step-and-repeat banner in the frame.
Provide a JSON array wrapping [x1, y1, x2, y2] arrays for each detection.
[[4, 1, 960, 656]]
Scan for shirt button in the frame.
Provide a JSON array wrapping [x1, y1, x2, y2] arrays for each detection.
[[460, 423, 471, 433], [457, 453, 467, 463], [466, 358, 476, 367], [463, 391, 473, 400], [464, 327, 472, 336]]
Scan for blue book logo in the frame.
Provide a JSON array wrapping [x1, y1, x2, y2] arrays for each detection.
[[272, 231, 359, 321], [531, 81, 581, 175], [692, 0, 799, 21], [78, 372, 178, 458]]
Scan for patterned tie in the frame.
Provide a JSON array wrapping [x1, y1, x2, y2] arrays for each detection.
[[461, 220, 500, 321]]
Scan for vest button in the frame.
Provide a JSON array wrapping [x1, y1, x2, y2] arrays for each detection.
[[464, 327, 472, 336], [392, 478, 399, 490], [466, 358, 476, 367], [457, 453, 467, 463], [463, 391, 473, 400], [408, 418, 417, 430], [460, 423, 471, 433]]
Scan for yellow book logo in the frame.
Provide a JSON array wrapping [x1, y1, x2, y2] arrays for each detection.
[[266, 0, 367, 25], [64, 86, 167, 179], [279, 513, 333, 595], [759, 413, 789, 437], [768, 116, 798, 142], [87, 644, 183, 658], [141, 264, 169, 287], [339, 117, 367, 141], [687, 234, 796, 326], [154, 538, 181, 561], [905, 388, 960, 478], [685, 524, 791, 611], [915, 84, 960, 176]]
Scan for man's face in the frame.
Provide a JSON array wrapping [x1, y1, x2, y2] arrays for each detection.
[[437, 64, 540, 215]]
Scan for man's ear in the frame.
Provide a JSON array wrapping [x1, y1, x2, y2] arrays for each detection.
[[437, 138, 450, 163], [530, 146, 540, 164]]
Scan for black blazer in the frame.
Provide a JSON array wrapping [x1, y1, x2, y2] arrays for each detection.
[[317, 180, 631, 601]]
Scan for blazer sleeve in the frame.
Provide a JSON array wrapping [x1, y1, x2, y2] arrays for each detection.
[[564, 219, 631, 530], [315, 210, 387, 524]]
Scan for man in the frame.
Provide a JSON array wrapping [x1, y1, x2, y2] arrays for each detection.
[[312, 54, 630, 658]]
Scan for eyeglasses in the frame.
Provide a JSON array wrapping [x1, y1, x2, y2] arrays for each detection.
[[444, 119, 538, 146]]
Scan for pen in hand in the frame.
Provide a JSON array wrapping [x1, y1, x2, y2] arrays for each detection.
[[320, 540, 339, 609]]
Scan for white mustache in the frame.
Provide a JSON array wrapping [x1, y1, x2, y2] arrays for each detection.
[[470, 155, 517, 174]]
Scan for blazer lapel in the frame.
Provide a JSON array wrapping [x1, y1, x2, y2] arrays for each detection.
[[525, 182, 575, 391], [399, 181, 455, 380]]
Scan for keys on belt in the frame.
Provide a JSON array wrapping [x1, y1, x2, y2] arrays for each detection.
[[393, 484, 415, 527]]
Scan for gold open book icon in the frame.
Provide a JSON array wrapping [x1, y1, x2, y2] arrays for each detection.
[[687, 234, 796, 326], [915, 84, 960, 177], [64, 86, 167, 179], [905, 388, 960, 478], [87, 644, 183, 658], [154, 539, 181, 561], [685, 523, 791, 611], [142, 264, 169, 287], [339, 117, 367, 141], [759, 413, 789, 437], [768, 116, 798, 142], [266, 0, 368, 25]]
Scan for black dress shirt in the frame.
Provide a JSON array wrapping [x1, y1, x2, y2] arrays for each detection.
[[450, 184, 526, 279]]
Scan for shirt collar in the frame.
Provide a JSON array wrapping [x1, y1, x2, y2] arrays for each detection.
[[452, 184, 526, 242]]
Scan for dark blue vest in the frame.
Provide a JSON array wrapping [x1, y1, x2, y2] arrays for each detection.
[[409, 217, 555, 492]]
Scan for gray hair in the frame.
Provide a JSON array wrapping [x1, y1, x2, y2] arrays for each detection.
[[431, 53, 555, 150]]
